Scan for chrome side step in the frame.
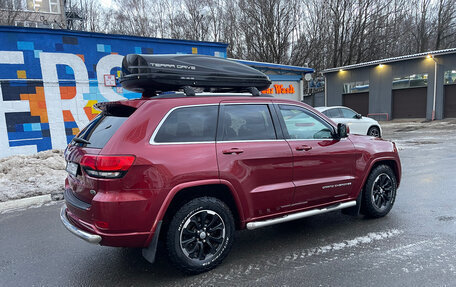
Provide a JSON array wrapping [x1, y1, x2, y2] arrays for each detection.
[[246, 200, 357, 230]]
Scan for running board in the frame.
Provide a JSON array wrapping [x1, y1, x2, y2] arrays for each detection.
[[246, 200, 357, 230]]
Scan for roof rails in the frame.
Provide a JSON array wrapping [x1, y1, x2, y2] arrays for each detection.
[[120, 54, 272, 97]]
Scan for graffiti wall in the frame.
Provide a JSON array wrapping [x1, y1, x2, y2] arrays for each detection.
[[0, 26, 227, 157]]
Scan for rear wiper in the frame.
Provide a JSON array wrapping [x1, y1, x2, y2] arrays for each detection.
[[72, 137, 91, 145]]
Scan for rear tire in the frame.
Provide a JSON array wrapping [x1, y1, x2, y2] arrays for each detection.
[[361, 165, 397, 218], [166, 197, 235, 274], [367, 126, 381, 137]]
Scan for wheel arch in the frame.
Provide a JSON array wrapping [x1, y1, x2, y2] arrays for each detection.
[[145, 180, 244, 246], [367, 125, 382, 137], [361, 158, 401, 193]]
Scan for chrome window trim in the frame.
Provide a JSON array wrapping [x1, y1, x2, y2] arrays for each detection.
[[217, 139, 287, 143], [220, 102, 272, 105], [149, 104, 219, 145]]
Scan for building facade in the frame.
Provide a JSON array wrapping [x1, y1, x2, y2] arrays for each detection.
[[234, 59, 313, 103], [323, 49, 456, 121], [0, 0, 66, 29]]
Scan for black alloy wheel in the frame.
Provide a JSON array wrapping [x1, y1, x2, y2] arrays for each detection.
[[371, 173, 394, 211], [179, 210, 225, 261], [361, 165, 397, 218], [166, 197, 235, 274]]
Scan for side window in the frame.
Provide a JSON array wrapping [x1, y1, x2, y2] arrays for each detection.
[[279, 105, 333, 140], [154, 105, 218, 143], [221, 104, 276, 141], [325, 108, 342, 118], [341, 108, 357, 118]]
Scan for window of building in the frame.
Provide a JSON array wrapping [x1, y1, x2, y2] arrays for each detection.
[[1, 0, 26, 9], [220, 105, 276, 141], [444, 70, 456, 85], [26, 21, 38, 28], [49, 0, 59, 13], [154, 106, 218, 143], [392, 73, 428, 89], [27, 0, 59, 13], [343, 81, 369, 94], [279, 105, 333, 140]]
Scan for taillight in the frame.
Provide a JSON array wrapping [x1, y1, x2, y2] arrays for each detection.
[[80, 155, 135, 178]]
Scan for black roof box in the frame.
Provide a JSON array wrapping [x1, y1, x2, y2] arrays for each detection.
[[119, 54, 271, 94]]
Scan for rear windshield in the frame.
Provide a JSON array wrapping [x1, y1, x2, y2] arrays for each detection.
[[76, 105, 135, 148]]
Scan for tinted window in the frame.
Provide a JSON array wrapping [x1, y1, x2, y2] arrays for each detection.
[[341, 108, 357, 118], [154, 106, 218, 143], [77, 114, 129, 148], [221, 105, 276, 141], [279, 105, 333, 139], [324, 108, 342, 118]]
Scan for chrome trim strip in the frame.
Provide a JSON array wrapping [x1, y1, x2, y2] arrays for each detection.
[[60, 205, 101, 244], [217, 139, 286, 143], [246, 200, 357, 230]]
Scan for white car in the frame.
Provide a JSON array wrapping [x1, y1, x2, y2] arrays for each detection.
[[314, 106, 382, 137]]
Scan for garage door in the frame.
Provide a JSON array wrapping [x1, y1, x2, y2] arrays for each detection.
[[392, 87, 427, 118], [342, 92, 369, 116], [444, 85, 456, 118]]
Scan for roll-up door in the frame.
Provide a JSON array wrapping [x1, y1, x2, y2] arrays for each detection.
[[342, 92, 369, 116], [444, 85, 456, 118], [392, 87, 427, 118]]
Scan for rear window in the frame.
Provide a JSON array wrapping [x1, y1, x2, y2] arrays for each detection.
[[154, 105, 218, 143], [76, 105, 135, 148]]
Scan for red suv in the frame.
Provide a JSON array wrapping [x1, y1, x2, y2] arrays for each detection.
[[60, 55, 401, 274]]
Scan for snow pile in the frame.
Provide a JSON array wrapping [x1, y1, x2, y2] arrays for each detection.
[[0, 149, 66, 202]]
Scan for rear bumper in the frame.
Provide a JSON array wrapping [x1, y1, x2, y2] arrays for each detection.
[[60, 204, 101, 244], [62, 203, 152, 247]]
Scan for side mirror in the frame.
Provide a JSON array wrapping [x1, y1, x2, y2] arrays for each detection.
[[354, 114, 362, 119], [337, 123, 348, 138]]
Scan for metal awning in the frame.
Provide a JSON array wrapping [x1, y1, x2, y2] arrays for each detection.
[[323, 47, 456, 74]]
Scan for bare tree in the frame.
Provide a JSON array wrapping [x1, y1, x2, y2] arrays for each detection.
[[0, 0, 29, 25]]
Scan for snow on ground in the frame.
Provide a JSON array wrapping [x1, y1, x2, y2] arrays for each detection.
[[0, 149, 66, 202]]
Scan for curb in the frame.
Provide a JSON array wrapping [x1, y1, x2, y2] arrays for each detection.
[[0, 194, 55, 214]]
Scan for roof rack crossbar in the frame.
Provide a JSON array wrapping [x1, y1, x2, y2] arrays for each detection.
[[183, 86, 196, 96], [246, 87, 260, 96]]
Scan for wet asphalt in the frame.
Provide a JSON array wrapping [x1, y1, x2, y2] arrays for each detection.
[[1, 119, 456, 287]]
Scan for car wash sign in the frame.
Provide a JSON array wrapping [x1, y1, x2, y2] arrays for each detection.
[[261, 81, 301, 101]]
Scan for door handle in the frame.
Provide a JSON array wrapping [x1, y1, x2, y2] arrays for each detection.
[[296, 145, 312, 151], [222, 148, 244, 154]]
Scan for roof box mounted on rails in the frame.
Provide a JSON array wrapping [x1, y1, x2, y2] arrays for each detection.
[[119, 54, 272, 97]]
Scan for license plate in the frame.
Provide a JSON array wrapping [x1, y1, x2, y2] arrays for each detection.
[[66, 161, 78, 177]]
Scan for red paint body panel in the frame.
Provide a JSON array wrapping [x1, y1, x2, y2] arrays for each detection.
[[63, 96, 401, 248]]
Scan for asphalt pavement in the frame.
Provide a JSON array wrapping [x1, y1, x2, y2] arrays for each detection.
[[1, 119, 456, 287]]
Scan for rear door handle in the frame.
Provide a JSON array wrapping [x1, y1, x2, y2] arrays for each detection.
[[222, 148, 244, 154], [296, 145, 312, 151]]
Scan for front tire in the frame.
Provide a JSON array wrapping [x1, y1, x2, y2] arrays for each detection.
[[166, 197, 235, 274], [361, 165, 397, 218]]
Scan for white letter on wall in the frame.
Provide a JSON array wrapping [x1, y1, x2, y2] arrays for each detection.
[[96, 54, 125, 101], [0, 51, 37, 157], [40, 52, 89, 150]]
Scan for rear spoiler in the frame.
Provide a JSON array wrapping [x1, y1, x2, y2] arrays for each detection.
[[94, 100, 145, 114]]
